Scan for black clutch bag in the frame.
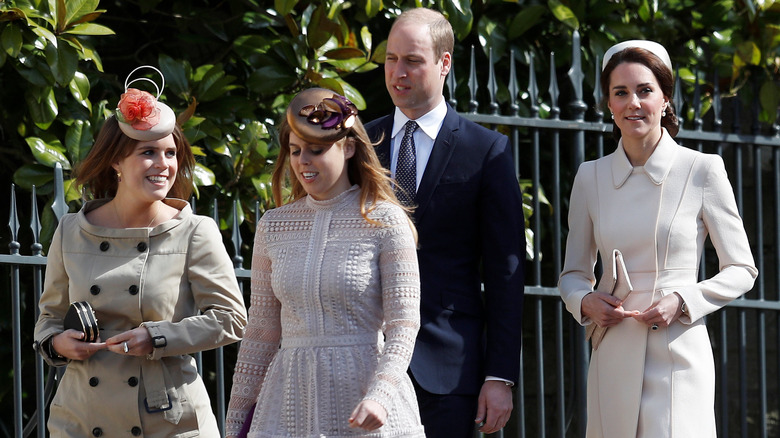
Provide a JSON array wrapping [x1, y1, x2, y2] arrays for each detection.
[[64, 301, 99, 342]]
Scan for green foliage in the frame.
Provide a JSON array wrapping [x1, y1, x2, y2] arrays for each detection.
[[1, 0, 779, 250]]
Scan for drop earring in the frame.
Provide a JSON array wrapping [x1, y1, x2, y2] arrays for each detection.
[[611, 113, 614, 120], [662, 103, 667, 117], [117, 171, 122, 182]]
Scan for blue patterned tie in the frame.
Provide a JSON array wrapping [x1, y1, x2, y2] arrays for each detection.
[[395, 120, 418, 206]]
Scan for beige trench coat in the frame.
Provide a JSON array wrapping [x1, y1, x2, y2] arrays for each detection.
[[559, 130, 757, 438], [34, 199, 247, 438]]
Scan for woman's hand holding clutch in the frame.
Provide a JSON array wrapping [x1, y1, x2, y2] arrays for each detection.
[[582, 292, 639, 328]]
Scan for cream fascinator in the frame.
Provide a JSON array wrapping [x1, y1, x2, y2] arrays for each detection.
[[116, 65, 176, 141]]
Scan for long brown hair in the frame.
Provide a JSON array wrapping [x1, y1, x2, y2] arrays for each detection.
[[75, 116, 195, 200], [271, 115, 414, 229], [600, 47, 680, 140]]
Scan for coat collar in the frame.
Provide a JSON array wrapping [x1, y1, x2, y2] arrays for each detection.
[[79, 198, 192, 237], [612, 128, 678, 188]]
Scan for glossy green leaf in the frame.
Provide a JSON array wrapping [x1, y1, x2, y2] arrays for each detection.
[[193, 162, 216, 186], [13, 163, 55, 190], [46, 39, 78, 86], [359, 26, 372, 53], [247, 65, 297, 95], [275, 0, 298, 16], [69, 70, 90, 107], [65, 119, 92, 161], [25, 88, 58, 127], [2, 24, 23, 57], [363, 0, 381, 18], [65, 23, 114, 35], [442, 0, 473, 41], [548, 0, 579, 30], [52, 0, 66, 32], [159, 54, 190, 97], [508, 5, 547, 40], [323, 47, 366, 60], [759, 79, 779, 122], [370, 40, 386, 63], [25, 137, 71, 169], [734, 41, 760, 67], [63, 0, 100, 26], [31, 24, 58, 46]]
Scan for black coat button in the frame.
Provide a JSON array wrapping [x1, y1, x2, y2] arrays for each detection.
[[99, 242, 110, 252], [131, 426, 142, 436], [92, 427, 103, 437], [136, 242, 147, 252], [128, 377, 138, 387], [90, 285, 101, 295], [89, 377, 99, 387], [128, 285, 139, 295]]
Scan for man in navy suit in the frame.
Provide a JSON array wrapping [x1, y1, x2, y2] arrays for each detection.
[[364, 8, 526, 437]]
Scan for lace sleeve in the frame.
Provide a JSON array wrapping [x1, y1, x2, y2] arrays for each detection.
[[362, 207, 420, 411], [226, 221, 281, 437]]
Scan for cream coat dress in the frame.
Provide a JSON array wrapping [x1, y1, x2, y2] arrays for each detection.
[[559, 130, 757, 437], [34, 199, 247, 438]]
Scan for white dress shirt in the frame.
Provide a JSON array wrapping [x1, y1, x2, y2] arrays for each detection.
[[389, 99, 447, 187]]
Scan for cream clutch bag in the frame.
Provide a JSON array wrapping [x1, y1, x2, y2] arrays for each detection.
[[585, 249, 633, 350]]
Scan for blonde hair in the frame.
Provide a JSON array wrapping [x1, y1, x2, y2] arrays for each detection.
[[271, 115, 417, 238]]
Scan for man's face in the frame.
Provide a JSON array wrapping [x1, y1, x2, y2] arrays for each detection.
[[384, 21, 451, 120]]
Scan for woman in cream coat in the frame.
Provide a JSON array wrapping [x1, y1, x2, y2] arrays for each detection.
[[34, 68, 247, 437], [559, 41, 757, 437]]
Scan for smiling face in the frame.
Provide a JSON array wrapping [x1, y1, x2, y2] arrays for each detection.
[[113, 134, 178, 203], [289, 131, 354, 201], [607, 62, 668, 147], [385, 20, 451, 120]]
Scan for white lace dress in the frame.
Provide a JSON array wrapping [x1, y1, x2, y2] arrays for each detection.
[[227, 186, 425, 438]]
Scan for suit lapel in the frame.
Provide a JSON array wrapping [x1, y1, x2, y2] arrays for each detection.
[[414, 106, 460, 221], [372, 116, 394, 170]]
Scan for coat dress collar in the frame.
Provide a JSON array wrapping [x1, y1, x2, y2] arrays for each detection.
[[612, 128, 678, 189], [78, 198, 191, 238]]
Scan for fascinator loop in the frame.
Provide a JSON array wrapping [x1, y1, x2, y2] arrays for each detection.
[[116, 65, 176, 142]]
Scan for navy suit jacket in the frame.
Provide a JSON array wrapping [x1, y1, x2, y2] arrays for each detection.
[[365, 104, 525, 395]]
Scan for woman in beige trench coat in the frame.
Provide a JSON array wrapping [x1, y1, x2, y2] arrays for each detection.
[[33, 67, 247, 437], [559, 41, 757, 437]]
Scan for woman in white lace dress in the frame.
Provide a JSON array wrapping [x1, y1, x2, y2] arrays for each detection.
[[226, 88, 425, 438]]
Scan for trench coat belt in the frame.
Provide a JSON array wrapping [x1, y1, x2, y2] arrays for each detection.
[[101, 329, 183, 424]]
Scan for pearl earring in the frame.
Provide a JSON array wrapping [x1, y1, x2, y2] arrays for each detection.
[[611, 113, 614, 120]]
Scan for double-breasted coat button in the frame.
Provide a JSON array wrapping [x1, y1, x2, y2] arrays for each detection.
[[88, 377, 99, 387], [99, 242, 110, 252], [128, 285, 139, 295], [131, 426, 142, 436], [136, 242, 147, 252], [92, 427, 103, 436], [90, 285, 101, 295], [128, 376, 138, 387]]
